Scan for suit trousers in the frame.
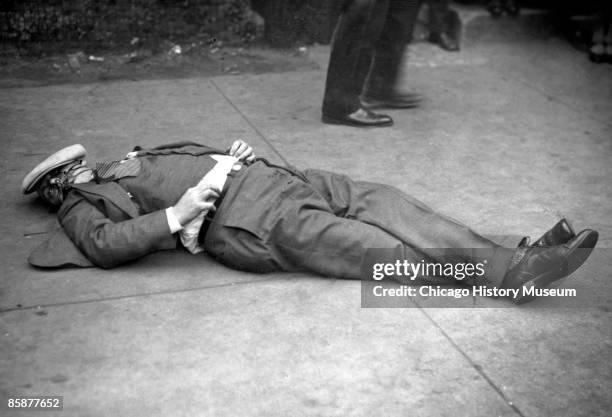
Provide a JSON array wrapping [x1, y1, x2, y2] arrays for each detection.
[[203, 162, 516, 286], [428, 0, 450, 36], [322, 0, 423, 116]]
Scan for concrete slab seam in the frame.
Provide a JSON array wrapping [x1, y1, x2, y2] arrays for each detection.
[[208, 78, 292, 166], [0, 276, 277, 315], [488, 58, 612, 130], [417, 306, 528, 417]]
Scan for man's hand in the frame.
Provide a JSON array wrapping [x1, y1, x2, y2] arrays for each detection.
[[227, 139, 256, 162], [172, 183, 221, 225]]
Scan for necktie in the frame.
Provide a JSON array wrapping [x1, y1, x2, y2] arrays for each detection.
[[95, 158, 141, 181]]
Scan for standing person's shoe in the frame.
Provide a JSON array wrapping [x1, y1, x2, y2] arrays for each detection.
[[605, 26, 612, 64], [590, 43, 607, 63], [429, 32, 460, 51], [361, 92, 422, 109], [322, 108, 393, 127], [487, 0, 504, 18], [502, 229, 599, 304], [589, 27, 606, 63], [503, 0, 520, 16]]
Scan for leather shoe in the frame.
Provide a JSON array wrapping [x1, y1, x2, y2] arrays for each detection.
[[519, 218, 576, 247], [429, 32, 460, 52], [590, 28, 606, 63], [487, 0, 503, 18], [322, 108, 393, 127], [361, 92, 422, 109], [503, 0, 520, 16], [502, 229, 599, 304], [532, 218, 575, 247]]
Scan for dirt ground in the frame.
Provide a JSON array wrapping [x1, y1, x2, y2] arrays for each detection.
[[0, 39, 320, 88]]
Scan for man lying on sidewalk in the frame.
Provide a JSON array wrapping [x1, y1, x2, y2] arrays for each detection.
[[22, 140, 598, 304]]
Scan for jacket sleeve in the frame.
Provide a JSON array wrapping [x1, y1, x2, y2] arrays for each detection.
[[58, 192, 177, 268]]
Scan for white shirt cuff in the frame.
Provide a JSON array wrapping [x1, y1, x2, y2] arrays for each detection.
[[165, 207, 183, 233]]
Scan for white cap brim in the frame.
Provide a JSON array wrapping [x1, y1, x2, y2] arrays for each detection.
[[22, 144, 87, 194]]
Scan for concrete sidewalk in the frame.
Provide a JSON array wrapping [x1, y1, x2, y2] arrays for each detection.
[[1, 9, 611, 417]]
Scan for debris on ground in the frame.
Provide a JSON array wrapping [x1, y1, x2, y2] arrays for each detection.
[[0, 39, 320, 88], [124, 50, 152, 63], [168, 45, 182, 57], [67, 51, 86, 70]]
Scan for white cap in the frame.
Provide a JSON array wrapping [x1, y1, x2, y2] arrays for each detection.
[[21, 144, 86, 194]]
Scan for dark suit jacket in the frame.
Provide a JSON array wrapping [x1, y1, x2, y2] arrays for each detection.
[[28, 142, 224, 269]]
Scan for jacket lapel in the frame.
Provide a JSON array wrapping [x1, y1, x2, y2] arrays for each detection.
[[72, 182, 140, 219]]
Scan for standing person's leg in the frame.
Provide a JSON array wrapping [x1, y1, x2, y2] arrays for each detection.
[[428, 0, 446, 38], [322, 0, 394, 127], [427, 0, 460, 51], [361, 0, 424, 107], [487, 0, 503, 18]]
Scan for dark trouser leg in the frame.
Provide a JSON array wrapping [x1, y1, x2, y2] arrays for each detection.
[[363, 0, 423, 97], [211, 196, 492, 284], [205, 170, 417, 280], [205, 164, 514, 286], [322, 0, 390, 116], [303, 168, 516, 286], [428, 0, 449, 37]]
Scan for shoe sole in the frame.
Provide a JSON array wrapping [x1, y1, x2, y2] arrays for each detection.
[[321, 115, 393, 127], [361, 100, 421, 110], [513, 230, 599, 304]]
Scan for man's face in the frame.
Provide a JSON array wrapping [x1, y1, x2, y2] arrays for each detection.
[[36, 171, 65, 207], [36, 160, 92, 207]]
